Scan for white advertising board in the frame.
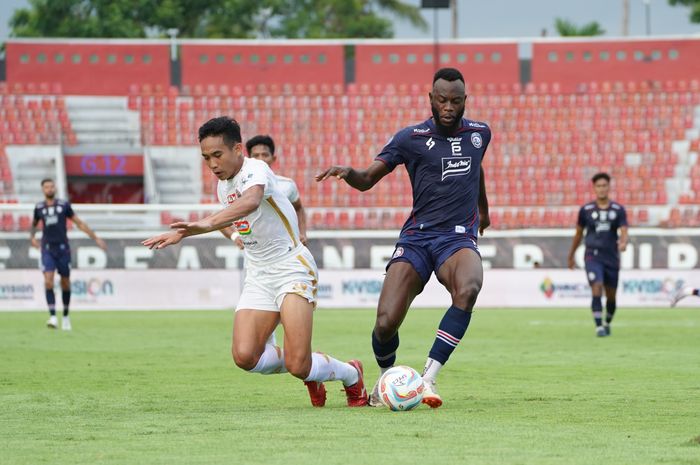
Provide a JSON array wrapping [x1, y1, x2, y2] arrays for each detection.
[[1, 269, 696, 311]]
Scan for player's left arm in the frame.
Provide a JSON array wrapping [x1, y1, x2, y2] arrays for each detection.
[[291, 198, 308, 246], [478, 166, 490, 236], [618, 225, 629, 252], [143, 185, 264, 249], [71, 214, 107, 250]]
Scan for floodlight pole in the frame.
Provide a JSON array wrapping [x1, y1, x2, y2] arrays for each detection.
[[643, 0, 651, 36], [451, 0, 458, 38], [433, 7, 440, 73], [166, 28, 179, 61]]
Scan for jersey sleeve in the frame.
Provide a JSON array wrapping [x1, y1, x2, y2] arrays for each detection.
[[287, 180, 300, 203], [481, 126, 492, 159], [577, 206, 586, 228], [618, 205, 628, 227], [375, 129, 409, 172], [33, 205, 41, 223], [240, 161, 271, 197], [64, 202, 75, 218]]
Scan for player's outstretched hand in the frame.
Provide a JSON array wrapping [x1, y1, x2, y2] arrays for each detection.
[[142, 230, 186, 250], [169, 220, 212, 236], [479, 212, 490, 236], [315, 166, 351, 182]]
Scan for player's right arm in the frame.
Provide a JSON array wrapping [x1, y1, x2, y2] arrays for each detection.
[[568, 207, 587, 268], [30, 219, 41, 248], [315, 160, 390, 192], [567, 226, 584, 269], [30, 206, 41, 248], [143, 185, 264, 250]]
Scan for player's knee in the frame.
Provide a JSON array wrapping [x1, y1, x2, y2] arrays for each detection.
[[284, 354, 311, 379], [373, 315, 398, 342], [453, 282, 481, 309], [232, 348, 258, 371]]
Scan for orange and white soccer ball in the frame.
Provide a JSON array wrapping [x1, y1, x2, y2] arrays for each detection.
[[379, 365, 425, 411]]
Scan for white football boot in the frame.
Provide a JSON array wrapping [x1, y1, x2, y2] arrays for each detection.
[[46, 315, 58, 329], [421, 378, 443, 409]]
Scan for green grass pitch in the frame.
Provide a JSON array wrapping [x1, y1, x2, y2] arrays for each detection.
[[1, 308, 699, 465]]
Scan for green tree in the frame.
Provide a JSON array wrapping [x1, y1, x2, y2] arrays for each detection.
[[668, 0, 700, 22], [554, 18, 605, 36], [9, 0, 426, 39], [272, 0, 426, 39]]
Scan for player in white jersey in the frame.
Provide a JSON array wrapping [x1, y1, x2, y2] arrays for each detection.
[[142, 117, 367, 407]]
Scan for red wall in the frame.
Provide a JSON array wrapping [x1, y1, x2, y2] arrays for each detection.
[[180, 44, 344, 88], [6, 41, 170, 95], [355, 43, 519, 86], [532, 39, 700, 92]]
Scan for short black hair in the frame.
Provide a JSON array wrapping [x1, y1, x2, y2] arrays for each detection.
[[40, 178, 54, 186], [591, 172, 611, 184], [433, 67, 465, 84], [198, 116, 242, 147], [245, 135, 275, 157]]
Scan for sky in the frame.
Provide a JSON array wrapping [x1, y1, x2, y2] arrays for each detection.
[[0, 0, 698, 40]]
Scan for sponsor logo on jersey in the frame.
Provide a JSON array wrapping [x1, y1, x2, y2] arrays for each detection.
[[468, 121, 486, 128], [234, 220, 252, 235], [413, 128, 430, 133], [455, 225, 466, 233], [471, 132, 483, 148], [441, 156, 471, 181], [426, 137, 435, 151]]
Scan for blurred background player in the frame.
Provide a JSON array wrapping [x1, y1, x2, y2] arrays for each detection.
[[246, 135, 308, 246], [30, 178, 107, 330], [568, 172, 628, 337], [670, 286, 700, 307], [316, 68, 491, 409], [143, 117, 367, 407]]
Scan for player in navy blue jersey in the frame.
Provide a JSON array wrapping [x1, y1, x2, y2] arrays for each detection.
[[568, 172, 628, 337], [30, 178, 106, 330], [316, 68, 491, 408]]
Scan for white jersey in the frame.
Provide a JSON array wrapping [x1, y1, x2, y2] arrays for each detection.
[[275, 175, 300, 204], [217, 158, 301, 265]]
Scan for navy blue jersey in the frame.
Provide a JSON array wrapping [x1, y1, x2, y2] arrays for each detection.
[[577, 201, 627, 265], [376, 117, 491, 236], [33, 199, 74, 246]]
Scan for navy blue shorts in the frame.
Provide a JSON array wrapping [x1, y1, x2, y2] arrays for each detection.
[[386, 231, 480, 285], [41, 244, 71, 277], [584, 259, 619, 288]]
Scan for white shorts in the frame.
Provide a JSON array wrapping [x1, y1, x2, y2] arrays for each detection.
[[235, 247, 319, 312]]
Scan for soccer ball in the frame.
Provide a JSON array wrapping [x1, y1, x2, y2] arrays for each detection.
[[379, 365, 425, 411]]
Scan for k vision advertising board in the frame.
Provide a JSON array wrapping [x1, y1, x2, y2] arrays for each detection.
[[0, 230, 698, 270], [0, 269, 695, 311]]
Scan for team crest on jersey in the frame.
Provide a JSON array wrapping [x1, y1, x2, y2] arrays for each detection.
[[609, 211, 617, 220], [392, 247, 404, 258], [234, 220, 251, 235], [471, 132, 482, 148], [441, 156, 471, 181]]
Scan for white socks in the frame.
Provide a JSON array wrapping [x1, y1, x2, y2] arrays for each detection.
[[422, 357, 443, 383], [304, 353, 359, 387], [249, 344, 287, 375]]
